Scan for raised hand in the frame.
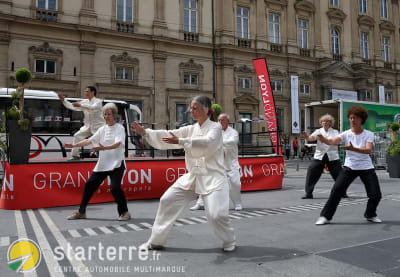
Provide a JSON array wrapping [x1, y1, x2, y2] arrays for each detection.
[[131, 122, 146, 136], [340, 141, 354, 151]]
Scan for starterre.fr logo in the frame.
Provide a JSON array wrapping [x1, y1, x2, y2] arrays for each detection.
[[7, 239, 42, 273]]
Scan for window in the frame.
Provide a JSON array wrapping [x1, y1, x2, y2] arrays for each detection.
[[271, 80, 282, 94], [331, 29, 340, 54], [239, 113, 252, 144], [330, 0, 339, 7], [183, 73, 198, 86], [238, 77, 251, 89], [34, 59, 56, 74], [298, 19, 308, 49], [380, 0, 388, 19], [184, 0, 198, 33], [276, 108, 284, 133], [269, 13, 280, 43], [237, 7, 249, 39], [360, 0, 368, 14], [117, 0, 133, 22], [360, 32, 369, 59], [358, 90, 372, 101], [37, 0, 57, 10], [176, 104, 193, 127], [385, 91, 392, 103], [115, 66, 133, 80], [300, 84, 311, 95], [382, 37, 390, 62]]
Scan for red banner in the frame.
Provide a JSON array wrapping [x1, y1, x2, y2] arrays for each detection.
[[0, 157, 284, 210], [252, 58, 282, 155]]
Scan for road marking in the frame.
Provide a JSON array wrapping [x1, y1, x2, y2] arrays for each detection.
[[0, 236, 10, 247], [68, 229, 82, 238], [127, 223, 144, 231], [228, 214, 242, 219], [98, 226, 113, 234], [189, 217, 208, 223], [83, 228, 97, 236], [27, 209, 64, 277], [140, 222, 153, 229], [176, 218, 197, 225], [114, 225, 129, 233]]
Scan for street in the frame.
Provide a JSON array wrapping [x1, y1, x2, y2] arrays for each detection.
[[0, 159, 399, 277]]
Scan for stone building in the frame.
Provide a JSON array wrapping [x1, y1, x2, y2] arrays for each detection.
[[0, 0, 399, 139]]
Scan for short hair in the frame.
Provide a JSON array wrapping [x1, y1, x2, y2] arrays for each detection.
[[218, 113, 230, 121], [191, 95, 214, 120], [319, 114, 335, 126], [103, 103, 118, 119], [346, 105, 368, 124], [86, 86, 97, 96]]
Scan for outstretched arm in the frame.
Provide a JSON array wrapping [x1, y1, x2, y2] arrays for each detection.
[[317, 134, 341, 145]]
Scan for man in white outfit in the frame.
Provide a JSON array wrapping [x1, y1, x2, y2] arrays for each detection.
[[131, 96, 236, 252], [190, 113, 243, 211], [58, 86, 105, 160]]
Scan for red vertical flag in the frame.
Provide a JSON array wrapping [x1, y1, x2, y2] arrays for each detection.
[[252, 58, 282, 155]]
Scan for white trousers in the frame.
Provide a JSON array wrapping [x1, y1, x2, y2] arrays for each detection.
[[148, 182, 236, 248], [71, 128, 93, 157], [196, 169, 242, 207]]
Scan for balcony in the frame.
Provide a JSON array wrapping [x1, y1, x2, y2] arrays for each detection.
[[237, 38, 251, 48], [300, 48, 311, 57], [270, 43, 282, 53], [116, 21, 134, 33], [332, 54, 342, 61], [362, 58, 371, 65], [184, 32, 199, 42], [36, 9, 57, 22], [384, 62, 393, 70]]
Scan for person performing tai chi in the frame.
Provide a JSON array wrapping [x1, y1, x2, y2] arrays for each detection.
[[64, 103, 131, 221], [301, 114, 347, 199], [58, 86, 105, 160], [315, 106, 382, 225], [190, 113, 243, 211], [131, 96, 236, 252]]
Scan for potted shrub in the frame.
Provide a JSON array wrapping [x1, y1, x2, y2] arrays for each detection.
[[6, 68, 33, 164], [386, 122, 400, 178]]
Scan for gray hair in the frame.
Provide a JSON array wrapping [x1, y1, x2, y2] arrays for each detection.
[[103, 102, 118, 119], [319, 114, 335, 126], [218, 113, 230, 121], [191, 95, 214, 118]]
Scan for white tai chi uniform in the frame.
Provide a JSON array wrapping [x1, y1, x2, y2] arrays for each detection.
[[62, 97, 105, 157], [143, 119, 236, 248], [195, 126, 242, 208]]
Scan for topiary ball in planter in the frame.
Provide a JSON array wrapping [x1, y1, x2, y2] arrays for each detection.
[[15, 68, 32, 84], [211, 103, 222, 119]]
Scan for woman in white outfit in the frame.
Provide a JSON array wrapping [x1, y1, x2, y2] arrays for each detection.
[[131, 96, 236, 251]]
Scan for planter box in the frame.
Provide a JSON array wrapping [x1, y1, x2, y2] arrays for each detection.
[[387, 154, 400, 178], [7, 120, 32, 165]]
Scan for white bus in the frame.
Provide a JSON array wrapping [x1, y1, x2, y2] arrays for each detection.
[[0, 88, 142, 161]]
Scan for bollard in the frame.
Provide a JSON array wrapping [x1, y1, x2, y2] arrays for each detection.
[[296, 160, 300, 171]]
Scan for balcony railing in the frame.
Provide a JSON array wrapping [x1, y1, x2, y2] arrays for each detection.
[[300, 48, 311, 57], [237, 38, 251, 48], [270, 43, 282, 53], [362, 58, 371, 65], [184, 32, 199, 42], [332, 54, 342, 61], [116, 21, 134, 33], [384, 62, 393, 70], [36, 9, 57, 22]]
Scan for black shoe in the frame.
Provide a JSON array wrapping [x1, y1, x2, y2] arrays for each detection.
[[342, 194, 349, 198], [301, 194, 313, 199]]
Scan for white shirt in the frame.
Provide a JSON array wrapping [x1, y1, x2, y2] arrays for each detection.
[[89, 123, 125, 172], [222, 126, 240, 171], [338, 129, 374, 170], [62, 97, 105, 133], [309, 127, 340, 161], [144, 119, 226, 195]]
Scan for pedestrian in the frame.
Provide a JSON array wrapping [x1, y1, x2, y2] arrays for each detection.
[[301, 114, 347, 199], [64, 103, 131, 221], [190, 113, 243, 211], [315, 106, 382, 225], [58, 86, 105, 160], [292, 137, 298, 158], [285, 141, 291, 160], [300, 144, 312, 160], [131, 96, 236, 251]]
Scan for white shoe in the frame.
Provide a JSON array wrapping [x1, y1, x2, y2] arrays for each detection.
[[315, 216, 330, 225], [234, 205, 242, 211], [190, 204, 204, 211], [223, 245, 236, 252], [366, 216, 382, 223]]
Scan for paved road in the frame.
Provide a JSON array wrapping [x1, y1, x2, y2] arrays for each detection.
[[0, 159, 399, 276]]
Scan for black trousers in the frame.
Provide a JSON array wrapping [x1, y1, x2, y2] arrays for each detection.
[[320, 167, 382, 220], [304, 154, 342, 195], [79, 163, 128, 216]]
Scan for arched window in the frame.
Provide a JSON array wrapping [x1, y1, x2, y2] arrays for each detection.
[[331, 29, 340, 54]]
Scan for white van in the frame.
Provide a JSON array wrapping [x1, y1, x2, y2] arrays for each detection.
[[0, 88, 142, 161]]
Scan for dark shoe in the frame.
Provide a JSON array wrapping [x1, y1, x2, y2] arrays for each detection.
[[342, 194, 349, 198], [301, 194, 313, 199]]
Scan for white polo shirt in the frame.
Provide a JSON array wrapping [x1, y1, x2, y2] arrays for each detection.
[[309, 127, 340, 161]]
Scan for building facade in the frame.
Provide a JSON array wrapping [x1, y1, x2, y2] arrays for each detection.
[[0, 0, 399, 138]]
